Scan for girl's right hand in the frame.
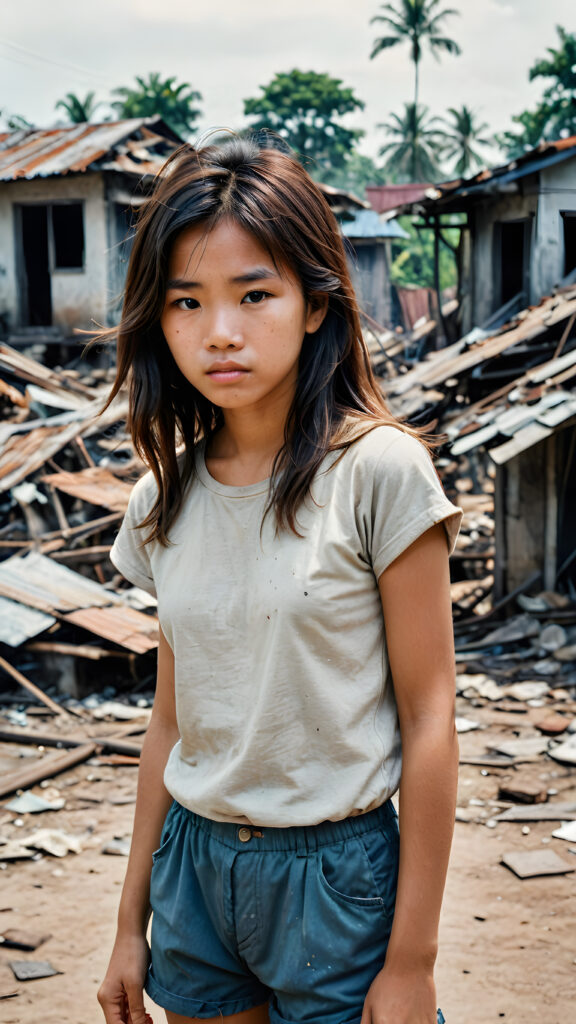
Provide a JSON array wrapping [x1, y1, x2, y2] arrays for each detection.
[[97, 933, 151, 1024]]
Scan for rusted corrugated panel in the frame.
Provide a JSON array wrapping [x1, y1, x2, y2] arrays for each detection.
[[0, 596, 56, 647], [65, 606, 158, 654], [489, 422, 553, 465], [0, 118, 178, 181], [0, 552, 158, 654], [0, 551, 116, 612], [387, 291, 576, 398], [41, 467, 133, 512]]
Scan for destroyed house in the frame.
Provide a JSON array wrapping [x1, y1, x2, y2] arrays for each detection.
[[391, 136, 576, 337], [0, 122, 374, 346], [0, 118, 182, 338]]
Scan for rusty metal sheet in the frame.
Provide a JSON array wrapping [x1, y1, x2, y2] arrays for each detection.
[[64, 606, 158, 654], [0, 596, 55, 647], [0, 552, 158, 653], [41, 467, 133, 512], [386, 290, 576, 399], [489, 422, 553, 465], [0, 394, 128, 492], [0, 551, 116, 612], [0, 119, 167, 180]]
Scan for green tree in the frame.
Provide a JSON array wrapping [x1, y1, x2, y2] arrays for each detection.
[[370, 0, 461, 108], [55, 91, 103, 124], [390, 216, 459, 291], [243, 69, 364, 176], [321, 151, 389, 196], [440, 105, 492, 177], [111, 73, 202, 136], [0, 109, 32, 130], [378, 103, 446, 182], [497, 26, 576, 158]]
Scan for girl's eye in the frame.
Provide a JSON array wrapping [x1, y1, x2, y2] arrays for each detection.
[[175, 297, 200, 310], [242, 290, 270, 304]]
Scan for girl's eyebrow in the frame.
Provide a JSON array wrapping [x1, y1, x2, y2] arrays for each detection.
[[166, 267, 279, 291]]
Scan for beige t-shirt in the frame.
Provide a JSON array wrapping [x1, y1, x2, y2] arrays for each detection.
[[110, 425, 462, 827]]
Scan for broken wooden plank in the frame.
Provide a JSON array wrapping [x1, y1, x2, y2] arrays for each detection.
[[494, 803, 576, 822], [0, 743, 97, 799], [0, 654, 71, 717]]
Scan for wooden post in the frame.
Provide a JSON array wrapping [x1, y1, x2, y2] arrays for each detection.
[[544, 434, 558, 590]]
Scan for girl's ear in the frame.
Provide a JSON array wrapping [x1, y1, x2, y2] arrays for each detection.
[[305, 293, 329, 335]]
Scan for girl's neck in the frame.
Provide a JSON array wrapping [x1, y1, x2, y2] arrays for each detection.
[[205, 409, 287, 487]]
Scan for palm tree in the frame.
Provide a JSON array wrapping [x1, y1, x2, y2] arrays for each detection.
[[56, 91, 103, 123], [378, 102, 446, 182], [440, 105, 493, 177], [370, 0, 461, 108], [111, 73, 202, 137]]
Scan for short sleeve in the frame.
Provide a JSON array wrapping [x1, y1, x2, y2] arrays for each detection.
[[110, 472, 157, 597], [367, 430, 462, 579]]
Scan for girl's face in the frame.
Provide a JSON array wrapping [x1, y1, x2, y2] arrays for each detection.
[[161, 218, 326, 417]]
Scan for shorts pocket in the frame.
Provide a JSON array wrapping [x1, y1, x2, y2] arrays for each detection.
[[317, 836, 386, 909], [152, 801, 179, 864]]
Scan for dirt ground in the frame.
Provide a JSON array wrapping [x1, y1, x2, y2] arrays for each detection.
[[1, 695, 575, 1024]]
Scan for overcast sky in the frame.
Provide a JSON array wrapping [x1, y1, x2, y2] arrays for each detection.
[[2, 0, 575, 160]]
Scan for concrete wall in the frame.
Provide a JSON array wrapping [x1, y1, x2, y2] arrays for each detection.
[[347, 241, 391, 326], [469, 156, 576, 327], [470, 186, 538, 327], [533, 159, 576, 298], [0, 172, 110, 333]]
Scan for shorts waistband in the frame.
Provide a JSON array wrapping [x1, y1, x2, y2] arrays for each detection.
[[170, 799, 397, 852]]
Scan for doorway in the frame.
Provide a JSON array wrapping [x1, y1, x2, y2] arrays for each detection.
[[493, 218, 532, 310], [20, 205, 52, 325]]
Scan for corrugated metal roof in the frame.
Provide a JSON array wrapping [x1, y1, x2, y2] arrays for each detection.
[[366, 183, 431, 214], [389, 134, 576, 215], [0, 595, 56, 647], [341, 209, 409, 240], [41, 467, 134, 513], [0, 118, 181, 181], [0, 552, 158, 653]]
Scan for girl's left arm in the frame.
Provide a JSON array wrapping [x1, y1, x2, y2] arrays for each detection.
[[362, 522, 459, 1024]]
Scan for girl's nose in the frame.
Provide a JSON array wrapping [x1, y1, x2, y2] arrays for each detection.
[[203, 311, 243, 349]]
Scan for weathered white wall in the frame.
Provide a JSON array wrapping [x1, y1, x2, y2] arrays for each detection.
[[533, 159, 576, 298], [470, 187, 538, 327], [0, 172, 109, 333], [469, 156, 576, 327]]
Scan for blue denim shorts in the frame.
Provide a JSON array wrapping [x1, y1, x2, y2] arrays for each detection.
[[145, 799, 401, 1024]]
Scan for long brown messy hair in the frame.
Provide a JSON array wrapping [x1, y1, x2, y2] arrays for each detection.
[[104, 135, 423, 543]]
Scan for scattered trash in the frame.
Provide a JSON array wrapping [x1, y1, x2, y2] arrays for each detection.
[[21, 829, 83, 857], [548, 735, 576, 765], [101, 837, 131, 856], [455, 717, 481, 733], [0, 928, 51, 951], [497, 779, 549, 805], [487, 737, 551, 759], [501, 849, 575, 878], [494, 803, 576, 823], [4, 791, 65, 814], [8, 960, 62, 981], [551, 821, 576, 843]]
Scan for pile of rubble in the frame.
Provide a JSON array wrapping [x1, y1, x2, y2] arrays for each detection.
[[0, 342, 158, 709]]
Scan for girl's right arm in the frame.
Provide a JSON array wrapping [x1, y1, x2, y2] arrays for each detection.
[[98, 627, 180, 1024]]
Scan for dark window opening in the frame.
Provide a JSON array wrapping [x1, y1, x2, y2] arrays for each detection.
[[562, 212, 576, 276], [52, 203, 84, 269], [499, 221, 527, 305], [21, 204, 52, 325]]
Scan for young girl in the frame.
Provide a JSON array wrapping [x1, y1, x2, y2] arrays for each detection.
[[97, 137, 461, 1024]]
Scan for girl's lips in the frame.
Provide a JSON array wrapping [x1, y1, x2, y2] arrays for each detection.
[[207, 368, 249, 382]]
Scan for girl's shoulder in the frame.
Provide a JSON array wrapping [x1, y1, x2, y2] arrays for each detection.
[[332, 419, 433, 474], [125, 447, 193, 522]]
